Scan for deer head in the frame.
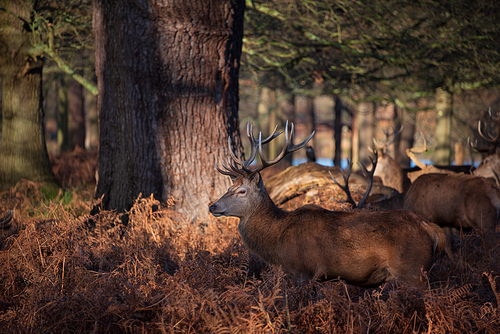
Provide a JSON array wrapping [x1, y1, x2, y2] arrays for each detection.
[[372, 127, 404, 192], [209, 121, 314, 219], [470, 108, 500, 183]]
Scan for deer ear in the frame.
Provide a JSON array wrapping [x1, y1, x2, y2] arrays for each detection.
[[250, 172, 264, 187]]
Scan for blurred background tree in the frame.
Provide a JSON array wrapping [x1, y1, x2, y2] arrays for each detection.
[[0, 0, 95, 191]]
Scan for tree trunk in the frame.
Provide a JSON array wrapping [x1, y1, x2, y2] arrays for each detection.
[[395, 107, 415, 168], [434, 88, 453, 165], [93, 0, 245, 220], [333, 95, 342, 167], [277, 87, 294, 167], [84, 74, 99, 152], [57, 78, 71, 152], [0, 1, 58, 191], [305, 96, 317, 150], [256, 86, 275, 159], [357, 101, 374, 167], [69, 78, 86, 150]]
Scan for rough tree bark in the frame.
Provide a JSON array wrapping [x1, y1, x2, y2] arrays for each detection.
[[93, 0, 245, 220], [0, 1, 59, 191]]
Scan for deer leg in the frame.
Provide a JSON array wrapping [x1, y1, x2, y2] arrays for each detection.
[[443, 227, 456, 262]]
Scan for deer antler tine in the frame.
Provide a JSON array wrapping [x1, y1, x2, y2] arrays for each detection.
[[355, 151, 378, 209], [330, 161, 356, 206], [478, 120, 500, 143], [216, 161, 239, 177], [227, 136, 242, 165], [260, 124, 283, 144]]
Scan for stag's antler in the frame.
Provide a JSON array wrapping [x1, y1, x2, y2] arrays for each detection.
[[330, 151, 378, 209], [469, 108, 500, 154], [373, 126, 403, 153], [406, 132, 429, 170], [217, 121, 315, 178], [0, 210, 14, 229]]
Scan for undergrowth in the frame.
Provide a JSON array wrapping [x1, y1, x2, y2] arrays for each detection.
[[0, 150, 499, 333]]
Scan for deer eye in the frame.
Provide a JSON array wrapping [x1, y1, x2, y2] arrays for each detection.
[[238, 189, 247, 195]]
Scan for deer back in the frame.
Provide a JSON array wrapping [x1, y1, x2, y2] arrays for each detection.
[[404, 173, 500, 233]]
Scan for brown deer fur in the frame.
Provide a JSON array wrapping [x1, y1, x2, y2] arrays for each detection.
[[404, 173, 500, 259], [211, 173, 444, 287], [374, 152, 404, 192], [210, 122, 445, 288]]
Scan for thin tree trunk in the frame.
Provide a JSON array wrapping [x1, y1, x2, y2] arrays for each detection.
[[84, 72, 99, 152], [0, 0, 58, 190], [93, 0, 245, 220], [395, 107, 415, 168], [277, 87, 295, 167], [434, 88, 453, 165], [69, 78, 85, 149], [333, 95, 342, 167], [57, 78, 71, 152], [305, 96, 317, 149], [257, 86, 274, 159], [357, 101, 374, 167]]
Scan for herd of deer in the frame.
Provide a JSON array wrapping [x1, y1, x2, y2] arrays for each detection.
[[2, 113, 499, 289], [210, 113, 500, 288]]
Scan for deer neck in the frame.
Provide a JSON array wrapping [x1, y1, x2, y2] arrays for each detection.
[[238, 189, 288, 265]]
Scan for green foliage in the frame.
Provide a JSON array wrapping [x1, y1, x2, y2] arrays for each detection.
[[243, 0, 500, 104]]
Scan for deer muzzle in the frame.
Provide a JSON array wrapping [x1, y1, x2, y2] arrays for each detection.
[[209, 203, 225, 217]]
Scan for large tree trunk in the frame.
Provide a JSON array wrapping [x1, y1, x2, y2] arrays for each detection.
[[93, 0, 245, 220], [434, 88, 453, 165], [0, 1, 58, 191]]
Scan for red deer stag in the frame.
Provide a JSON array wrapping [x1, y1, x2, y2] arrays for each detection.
[[373, 127, 404, 193], [470, 108, 500, 184], [209, 121, 445, 288], [404, 173, 500, 260]]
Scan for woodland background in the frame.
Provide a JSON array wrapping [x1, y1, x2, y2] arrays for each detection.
[[1, 0, 500, 332]]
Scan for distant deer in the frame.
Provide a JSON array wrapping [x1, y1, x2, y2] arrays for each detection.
[[404, 173, 500, 260], [406, 135, 455, 183], [338, 157, 500, 260], [470, 108, 500, 184], [209, 121, 445, 288], [372, 127, 404, 193]]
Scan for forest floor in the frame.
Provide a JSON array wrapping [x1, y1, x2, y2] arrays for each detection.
[[0, 148, 499, 333]]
